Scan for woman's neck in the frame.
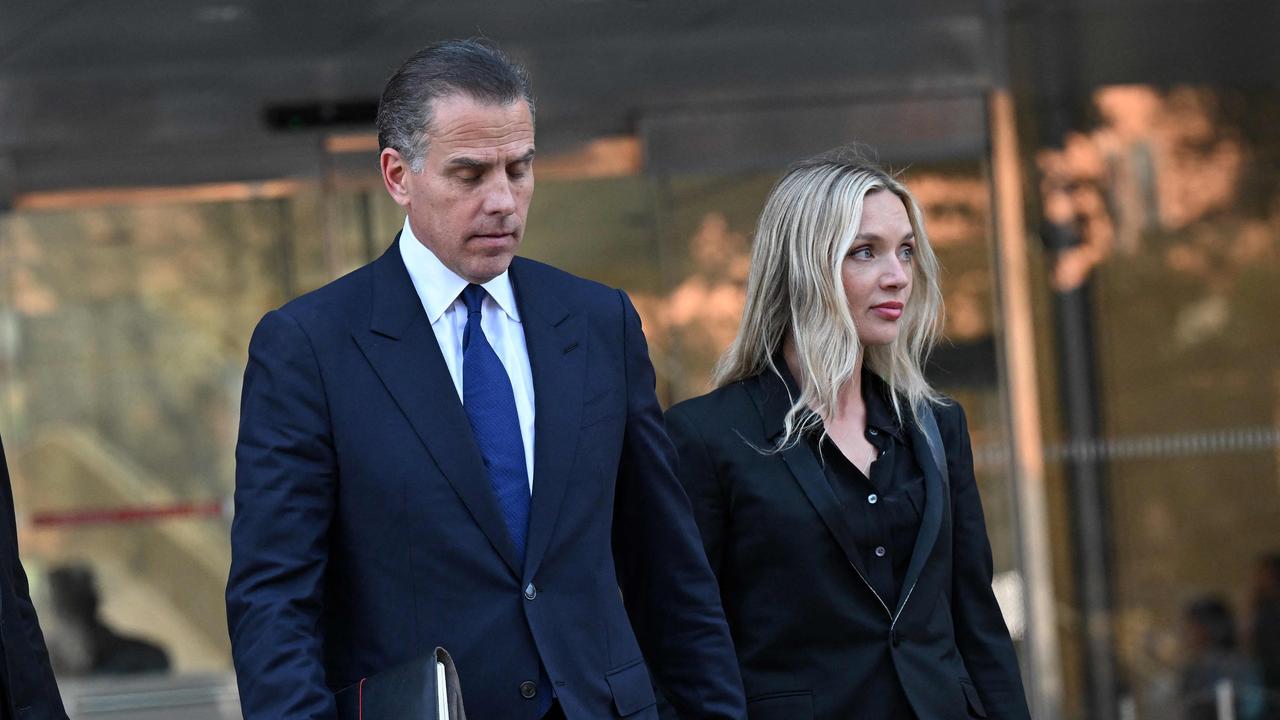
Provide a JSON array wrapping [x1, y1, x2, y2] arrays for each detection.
[[781, 335, 865, 424]]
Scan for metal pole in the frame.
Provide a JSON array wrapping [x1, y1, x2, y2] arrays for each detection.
[[985, 2, 1065, 718], [1216, 678, 1236, 720], [990, 86, 1065, 720], [1027, 4, 1121, 718], [1119, 694, 1138, 720]]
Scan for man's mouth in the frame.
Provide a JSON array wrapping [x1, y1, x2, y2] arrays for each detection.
[[471, 231, 517, 242]]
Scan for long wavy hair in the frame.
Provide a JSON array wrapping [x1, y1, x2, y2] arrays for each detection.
[[712, 148, 945, 449]]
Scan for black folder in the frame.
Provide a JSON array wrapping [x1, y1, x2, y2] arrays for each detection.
[[334, 647, 467, 720]]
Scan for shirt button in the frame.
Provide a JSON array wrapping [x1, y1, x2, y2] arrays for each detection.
[[523, 583, 537, 600], [874, 546, 887, 558], [868, 428, 879, 436], [519, 680, 538, 699], [868, 493, 878, 505]]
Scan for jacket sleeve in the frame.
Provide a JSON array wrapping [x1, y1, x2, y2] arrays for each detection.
[[664, 404, 729, 582], [611, 290, 747, 720], [0, 438, 69, 720], [226, 309, 338, 720], [943, 401, 1032, 720]]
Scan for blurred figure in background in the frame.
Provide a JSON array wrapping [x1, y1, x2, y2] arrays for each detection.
[[0, 432, 68, 720], [1181, 595, 1264, 720], [42, 564, 170, 677], [1252, 556, 1280, 719]]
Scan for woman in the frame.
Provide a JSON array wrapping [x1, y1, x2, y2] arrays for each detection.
[[665, 150, 1030, 719]]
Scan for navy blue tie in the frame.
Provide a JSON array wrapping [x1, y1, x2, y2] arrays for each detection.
[[460, 284, 531, 561], [460, 285, 553, 717]]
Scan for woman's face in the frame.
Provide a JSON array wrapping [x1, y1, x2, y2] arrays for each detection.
[[841, 190, 915, 347]]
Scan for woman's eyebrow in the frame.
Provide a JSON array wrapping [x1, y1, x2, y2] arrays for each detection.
[[854, 231, 915, 242]]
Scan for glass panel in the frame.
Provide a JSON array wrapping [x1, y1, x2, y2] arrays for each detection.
[[1034, 84, 1280, 719], [0, 138, 1024, 711], [0, 190, 335, 680]]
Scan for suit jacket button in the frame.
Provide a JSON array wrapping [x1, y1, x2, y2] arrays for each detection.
[[891, 630, 902, 647], [524, 582, 537, 600], [520, 680, 538, 699]]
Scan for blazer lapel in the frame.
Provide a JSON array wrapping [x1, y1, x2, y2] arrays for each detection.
[[745, 373, 889, 614], [509, 258, 585, 581], [352, 240, 522, 578], [895, 412, 948, 616]]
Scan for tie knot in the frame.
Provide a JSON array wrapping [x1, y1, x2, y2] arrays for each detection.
[[461, 284, 486, 315]]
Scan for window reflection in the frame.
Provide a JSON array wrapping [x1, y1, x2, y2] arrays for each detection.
[[1033, 83, 1280, 718]]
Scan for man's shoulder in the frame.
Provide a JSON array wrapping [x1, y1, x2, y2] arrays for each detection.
[[274, 258, 377, 329], [511, 256, 623, 312], [512, 256, 614, 293]]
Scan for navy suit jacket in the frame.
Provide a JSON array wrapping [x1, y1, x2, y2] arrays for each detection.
[[227, 241, 745, 719], [0, 435, 68, 720]]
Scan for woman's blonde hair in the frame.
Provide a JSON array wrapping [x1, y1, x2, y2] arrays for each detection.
[[713, 147, 945, 449]]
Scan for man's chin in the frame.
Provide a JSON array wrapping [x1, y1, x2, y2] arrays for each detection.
[[462, 253, 517, 284]]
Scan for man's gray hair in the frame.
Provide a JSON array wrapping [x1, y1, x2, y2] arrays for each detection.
[[376, 38, 535, 173]]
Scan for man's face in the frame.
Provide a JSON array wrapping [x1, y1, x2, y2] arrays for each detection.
[[382, 94, 535, 284]]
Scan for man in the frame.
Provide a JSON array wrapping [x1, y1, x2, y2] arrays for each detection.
[[0, 433, 69, 720], [226, 39, 745, 719]]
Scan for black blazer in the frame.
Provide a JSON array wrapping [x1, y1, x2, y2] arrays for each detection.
[[0, 435, 68, 720], [665, 371, 1030, 720], [227, 242, 745, 719]]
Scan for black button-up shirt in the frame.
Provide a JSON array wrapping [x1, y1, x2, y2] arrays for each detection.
[[781, 365, 927, 609]]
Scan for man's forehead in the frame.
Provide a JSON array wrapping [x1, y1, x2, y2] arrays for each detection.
[[428, 96, 534, 156]]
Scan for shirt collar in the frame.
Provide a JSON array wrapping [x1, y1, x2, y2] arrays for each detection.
[[398, 217, 521, 324]]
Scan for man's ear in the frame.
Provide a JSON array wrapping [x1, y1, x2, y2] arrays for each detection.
[[380, 148, 412, 207]]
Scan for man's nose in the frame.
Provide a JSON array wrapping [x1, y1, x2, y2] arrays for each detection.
[[483, 176, 517, 215]]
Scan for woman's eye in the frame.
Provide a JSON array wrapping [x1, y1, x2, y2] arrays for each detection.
[[900, 245, 915, 260], [850, 246, 873, 259]]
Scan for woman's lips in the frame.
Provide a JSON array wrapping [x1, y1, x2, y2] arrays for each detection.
[[871, 302, 903, 320]]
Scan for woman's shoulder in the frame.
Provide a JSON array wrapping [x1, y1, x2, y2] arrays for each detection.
[[928, 394, 967, 425], [919, 394, 972, 454], [666, 378, 756, 427]]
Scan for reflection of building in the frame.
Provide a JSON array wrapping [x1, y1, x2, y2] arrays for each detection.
[[633, 212, 751, 399], [1, 3, 1279, 719]]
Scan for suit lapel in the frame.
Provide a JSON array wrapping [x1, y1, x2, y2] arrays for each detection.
[[352, 240, 522, 578], [745, 373, 887, 613], [509, 259, 585, 580], [895, 413, 948, 616]]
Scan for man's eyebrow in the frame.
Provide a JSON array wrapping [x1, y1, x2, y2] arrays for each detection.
[[445, 156, 489, 170], [445, 148, 537, 170]]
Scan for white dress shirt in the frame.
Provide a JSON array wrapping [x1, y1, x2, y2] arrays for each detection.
[[399, 218, 537, 492]]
